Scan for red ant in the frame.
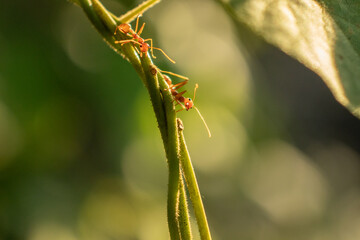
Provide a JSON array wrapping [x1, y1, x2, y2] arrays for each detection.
[[160, 70, 212, 138], [114, 16, 175, 64]]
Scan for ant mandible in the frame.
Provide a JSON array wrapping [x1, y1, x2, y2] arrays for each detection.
[[160, 70, 212, 137], [114, 16, 176, 64]]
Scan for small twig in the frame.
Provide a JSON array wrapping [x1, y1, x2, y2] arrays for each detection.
[[117, 0, 160, 23], [178, 119, 212, 240], [178, 173, 193, 239]]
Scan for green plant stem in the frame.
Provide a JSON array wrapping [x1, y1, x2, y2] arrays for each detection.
[[78, 1, 177, 237], [178, 173, 192, 239], [166, 155, 181, 240], [117, 0, 160, 23], [153, 69, 193, 240], [143, 63, 180, 239], [178, 119, 212, 240], [73, 0, 212, 239]]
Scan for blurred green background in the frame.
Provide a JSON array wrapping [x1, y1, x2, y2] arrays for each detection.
[[1, 0, 360, 239]]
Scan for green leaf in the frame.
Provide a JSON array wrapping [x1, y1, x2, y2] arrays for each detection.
[[220, 0, 360, 117]]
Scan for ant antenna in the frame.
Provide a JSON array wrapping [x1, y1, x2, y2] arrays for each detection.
[[192, 83, 211, 137], [194, 106, 211, 138], [193, 83, 198, 102], [151, 47, 176, 64], [142, 40, 176, 64], [135, 14, 143, 34]]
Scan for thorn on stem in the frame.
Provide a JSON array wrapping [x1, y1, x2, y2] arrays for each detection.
[[150, 65, 158, 75], [177, 118, 184, 131]]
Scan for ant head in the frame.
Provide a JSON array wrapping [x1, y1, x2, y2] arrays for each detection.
[[139, 42, 149, 53], [119, 23, 131, 34], [184, 98, 194, 111], [184, 83, 198, 110]]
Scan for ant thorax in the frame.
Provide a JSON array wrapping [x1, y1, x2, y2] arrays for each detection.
[[178, 96, 185, 102]]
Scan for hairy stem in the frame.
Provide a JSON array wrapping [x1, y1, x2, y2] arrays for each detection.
[[178, 119, 212, 240], [117, 0, 160, 23], [145, 64, 180, 239], [178, 173, 192, 239], [73, 0, 212, 239]]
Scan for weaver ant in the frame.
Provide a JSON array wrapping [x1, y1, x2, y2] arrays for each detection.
[[158, 69, 211, 138], [114, 16, 175, 64]]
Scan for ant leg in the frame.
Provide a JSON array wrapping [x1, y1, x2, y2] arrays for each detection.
[[176, 108, 185, 113], [134, 47, 141, 55], [160, 71, 189, 81], [171, 81, 189, 91], [175, 90, 186, 96], [115, 40, 143, 50], [134, 15, 141, 34], [175, 100, 186, 112], [114, 39, 138, 45], [164, 81, 188, 92], [143, 39, 175, 64], [114, 26, 119, 35], [115, 39, 141, 54], [152, 47, 176, 64], [164, 84, 173, 92], [137, 22, 146, 36]]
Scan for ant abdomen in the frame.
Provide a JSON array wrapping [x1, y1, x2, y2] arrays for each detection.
[[118, 23, 131, 34]]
